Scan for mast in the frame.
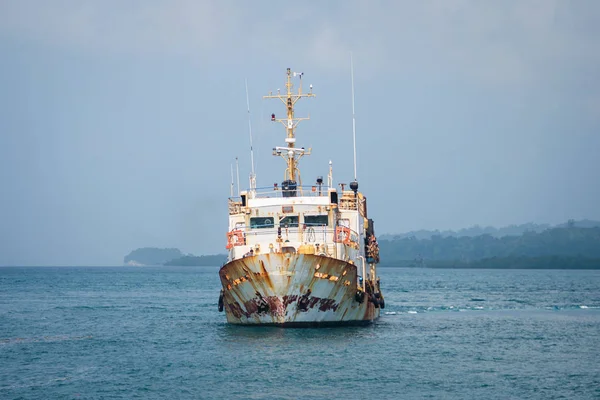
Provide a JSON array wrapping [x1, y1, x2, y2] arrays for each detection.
[[264, 68, 315, 184]]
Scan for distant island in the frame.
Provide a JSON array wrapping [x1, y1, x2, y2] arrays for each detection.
[[123, 247, 225, 267], [124, 219, 600, 269], [124, 247, 183, 266]]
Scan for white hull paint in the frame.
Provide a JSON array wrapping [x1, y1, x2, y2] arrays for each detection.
[[219, 254, 380, 326]]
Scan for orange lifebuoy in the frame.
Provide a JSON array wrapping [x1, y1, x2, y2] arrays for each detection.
[[335, 226, 352, 245], [226, 230, 244, 249]]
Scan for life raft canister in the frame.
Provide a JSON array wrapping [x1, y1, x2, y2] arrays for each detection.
[[226, 230, 244, 249], [335, 226, 352, 245]]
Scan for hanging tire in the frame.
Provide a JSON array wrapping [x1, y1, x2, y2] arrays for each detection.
[[218, 290, 224, 312], [355, 291, 365, 303], [369, 294, 380, 308]]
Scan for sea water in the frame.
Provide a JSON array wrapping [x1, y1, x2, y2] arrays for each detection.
[[1, 267, 599, 399]]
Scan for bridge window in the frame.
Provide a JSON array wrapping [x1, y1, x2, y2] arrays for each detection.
[[305, 215, 329, 226], [280, 216, 299, 228], [250, 217, 274, 229]]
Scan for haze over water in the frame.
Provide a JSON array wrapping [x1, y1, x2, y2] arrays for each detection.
[[1, 266, 598, 399], [1, 1, 600, 266]]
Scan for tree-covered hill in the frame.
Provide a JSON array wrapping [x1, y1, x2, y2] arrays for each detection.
[[379, 219, 600, 240], [379, 227, 600, 266], [124, 223, 600, 269], [123, 247, 183, 266]]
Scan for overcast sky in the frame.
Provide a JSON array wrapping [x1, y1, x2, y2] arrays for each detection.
[[1, 0, 599, 266]]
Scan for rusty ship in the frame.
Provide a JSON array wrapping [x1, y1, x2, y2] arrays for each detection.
[[218, 67, 383, 326]]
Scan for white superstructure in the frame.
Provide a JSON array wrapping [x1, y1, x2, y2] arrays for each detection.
[[218, 68, 382, 326]]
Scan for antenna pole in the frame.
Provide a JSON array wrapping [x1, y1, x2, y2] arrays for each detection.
[[230, 163, 234, 197], [245, 79, 256, 190], [235, 157, 240, 196], [351, 53, 357, 181]]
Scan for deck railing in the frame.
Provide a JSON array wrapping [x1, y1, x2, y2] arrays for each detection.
[[227, 225, 360, 247], [242, 185, 333, 199]]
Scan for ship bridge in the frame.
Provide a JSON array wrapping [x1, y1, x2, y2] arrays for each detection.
[[226, 183, 371, 266]]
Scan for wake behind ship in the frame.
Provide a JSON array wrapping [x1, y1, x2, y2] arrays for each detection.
[[218, 68, 383, 326]]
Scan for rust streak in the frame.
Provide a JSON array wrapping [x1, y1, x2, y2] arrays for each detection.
[[219, 253, 380, 324], [259, 259, 274, 290]]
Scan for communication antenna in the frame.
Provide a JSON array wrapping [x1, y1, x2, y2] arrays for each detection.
[[351, 53, 357, 182], [245, 79, 256, 191], [235, 157, 240, 196], [230, 163, 234, 197], [349, 53, 359, 196]]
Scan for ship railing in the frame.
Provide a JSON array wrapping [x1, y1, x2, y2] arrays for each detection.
[[232, 225, 361, 247], [245, 185, 332, 199], [228, 198, 242, 214], [338, 191, 358, 210]]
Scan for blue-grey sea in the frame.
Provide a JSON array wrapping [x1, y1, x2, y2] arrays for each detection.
[[1, 267, 599, 400]]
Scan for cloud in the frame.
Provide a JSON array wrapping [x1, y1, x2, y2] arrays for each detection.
[[1, 0, 598, 265], [343, 0, 600, 87], [1, 0, 599, 93], [0, 0, 240, 55]]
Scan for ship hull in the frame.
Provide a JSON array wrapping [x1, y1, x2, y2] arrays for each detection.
[[219, 253, 380, 326]]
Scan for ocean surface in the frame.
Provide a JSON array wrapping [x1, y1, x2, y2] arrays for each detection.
[[1, 267, 599, 400]]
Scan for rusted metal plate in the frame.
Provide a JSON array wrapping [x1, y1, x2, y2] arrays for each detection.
[[219, 253, 380, 326]]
